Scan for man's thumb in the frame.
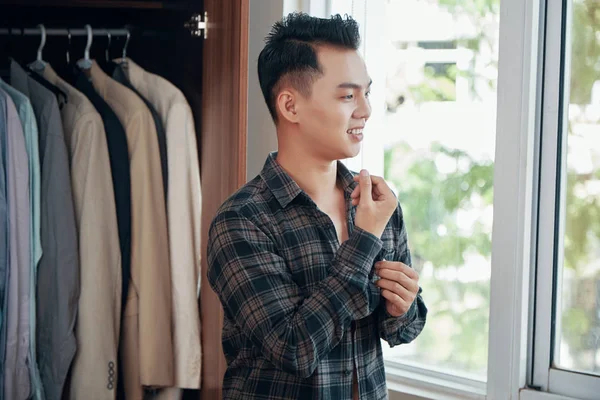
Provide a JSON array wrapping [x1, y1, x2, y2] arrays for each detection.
[[359, 169, 372, 203]]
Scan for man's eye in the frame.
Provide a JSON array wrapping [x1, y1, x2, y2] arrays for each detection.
[[365, 91, 371, 97], [342, 94, 354, 100]]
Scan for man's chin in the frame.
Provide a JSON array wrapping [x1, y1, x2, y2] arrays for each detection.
[[342, 145, 361, 159], [312, 144, 360, 162]]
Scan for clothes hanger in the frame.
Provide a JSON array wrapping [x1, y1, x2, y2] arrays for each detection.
[[116, 29, 130, 67], [0, 28, 25, 80], [98, 29, 119, 75], [105, 30, 111, 63], [23, 24, 68, 104], [76, 24, 93, 70], [0, 28, 14, 80], [28, 23, 47, 72], [54, 28, 79, 85]]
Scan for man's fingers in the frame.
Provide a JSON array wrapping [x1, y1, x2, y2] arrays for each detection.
[[369, 175, 392, 199], [377, 279, 413, 303], [376, 268, 419, 293], [353, 174, 390, 200], [368, 175, 387, 185], [376, 261, 419, 280], [380, 288, 409, 311], [355, 174, 386, 184], [358, 170, 373, 205]]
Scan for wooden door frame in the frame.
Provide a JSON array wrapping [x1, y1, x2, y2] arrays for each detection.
[[199, 0, 249, 398]]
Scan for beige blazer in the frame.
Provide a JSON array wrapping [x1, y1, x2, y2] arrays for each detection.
[[87, 61, 174, 399], [122, 58, 202, 389], [42, 64, 122, 400]]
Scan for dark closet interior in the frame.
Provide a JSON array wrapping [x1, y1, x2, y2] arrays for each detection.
[[0, 0, 205, 160]]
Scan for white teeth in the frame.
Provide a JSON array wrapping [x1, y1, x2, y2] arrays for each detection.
[[347, 129, 363, 135]]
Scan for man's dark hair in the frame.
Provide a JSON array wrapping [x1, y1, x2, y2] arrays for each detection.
[[258, 12, 361, 122]]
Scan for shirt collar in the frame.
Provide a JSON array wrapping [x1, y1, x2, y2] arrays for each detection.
[[260, 151, 358, 209]]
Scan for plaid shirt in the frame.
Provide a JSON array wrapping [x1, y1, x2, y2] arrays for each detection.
[[207, 152, 427, 400]]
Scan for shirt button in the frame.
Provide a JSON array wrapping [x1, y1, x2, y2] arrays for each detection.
[[344, 369, 351, 376]]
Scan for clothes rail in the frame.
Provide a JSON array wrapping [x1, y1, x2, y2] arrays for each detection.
[[0, 28, 130, 37]]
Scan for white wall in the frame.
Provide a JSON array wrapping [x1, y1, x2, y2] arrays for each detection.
[[247, 0, 334, 182], [246, 0, 284, 181]]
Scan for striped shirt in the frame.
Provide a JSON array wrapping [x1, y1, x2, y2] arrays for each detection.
[[207, 152, 427, 399]]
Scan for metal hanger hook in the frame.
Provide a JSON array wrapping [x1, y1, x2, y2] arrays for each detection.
[[36, 24, 46, 62], [66, 28, 72, 64], [122, 30, 130, 60], [105, 30, 111, 61], [84, 24, 92, 61]]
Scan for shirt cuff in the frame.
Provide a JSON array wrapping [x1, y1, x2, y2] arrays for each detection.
[[335, 226, 383, 278], [381, 298, 418, 330]]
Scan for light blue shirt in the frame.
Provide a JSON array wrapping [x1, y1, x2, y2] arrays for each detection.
[[0, 78, 44, 400]]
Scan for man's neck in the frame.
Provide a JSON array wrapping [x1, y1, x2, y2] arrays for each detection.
[[276, 148, 340, 204]]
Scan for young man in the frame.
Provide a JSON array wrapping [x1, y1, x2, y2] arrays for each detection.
[[207, 13, 427, 399]]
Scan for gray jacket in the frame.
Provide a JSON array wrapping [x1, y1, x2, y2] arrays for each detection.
[[10, 61, 79, 400]]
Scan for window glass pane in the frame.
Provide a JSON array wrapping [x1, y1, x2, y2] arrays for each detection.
[[555, 0, 600, 376], [376, 0, 500, 380]]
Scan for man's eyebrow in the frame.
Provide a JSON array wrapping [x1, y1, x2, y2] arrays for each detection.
[[337, 79, 373, 89]]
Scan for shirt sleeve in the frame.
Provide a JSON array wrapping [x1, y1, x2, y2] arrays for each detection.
[[377, 203, 427, 347], [207, 210, 383, 379]]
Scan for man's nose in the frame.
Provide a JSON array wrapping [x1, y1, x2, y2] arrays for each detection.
[[354, 95, 372, 121]]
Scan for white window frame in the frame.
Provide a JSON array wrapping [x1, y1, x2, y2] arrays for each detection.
[[530, 0, 600, 398], [486, 0, 543, 397]]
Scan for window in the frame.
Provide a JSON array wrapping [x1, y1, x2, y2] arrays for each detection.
[[554, 0, 600, 377], [532, 0, 600, 398], [331, 0, 500, 385]]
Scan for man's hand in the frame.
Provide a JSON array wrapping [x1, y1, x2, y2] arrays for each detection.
[[351, 170, 397, 238], [374, 260, 419, 317]]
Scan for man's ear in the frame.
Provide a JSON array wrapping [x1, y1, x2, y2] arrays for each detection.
[[276, 89, 300, 124]]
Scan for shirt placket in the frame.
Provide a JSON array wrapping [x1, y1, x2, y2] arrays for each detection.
[[308, 193, 360, 397]]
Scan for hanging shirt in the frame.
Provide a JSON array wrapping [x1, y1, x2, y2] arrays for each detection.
[[2, 86, 32, 400], [0, 89, 8, 400], [0, 89, 6, 328], [10, 60, 79, 400], [86, 60, 173, 400], [0, 79, 42, 275], [0, 77, 45, 400], [41, 63, 122, 400]]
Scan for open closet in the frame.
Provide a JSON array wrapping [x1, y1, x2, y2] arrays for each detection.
[[0, 1, 248, 399]]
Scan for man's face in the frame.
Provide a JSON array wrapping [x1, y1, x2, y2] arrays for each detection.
[[294, 46, 372, 161]]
